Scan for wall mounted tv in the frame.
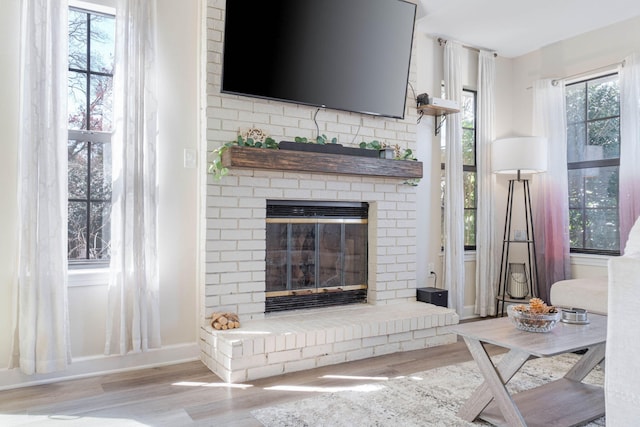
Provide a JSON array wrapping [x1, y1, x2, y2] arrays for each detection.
[[221, 0, 417, 120]]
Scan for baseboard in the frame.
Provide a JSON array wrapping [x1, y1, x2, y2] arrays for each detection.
[[0, 342, 200, 391], [460, 304, 480, 320]]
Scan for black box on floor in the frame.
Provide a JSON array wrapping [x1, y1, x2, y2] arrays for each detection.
[[417, 287, 448, 307]]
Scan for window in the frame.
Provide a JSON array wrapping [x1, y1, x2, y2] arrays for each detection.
[[67, 7, 115, 265], [566, 73, 620, 254], [440, 89, 477, 249]]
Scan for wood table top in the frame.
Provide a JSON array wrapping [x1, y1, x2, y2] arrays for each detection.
[[451, 314, 607, 357]]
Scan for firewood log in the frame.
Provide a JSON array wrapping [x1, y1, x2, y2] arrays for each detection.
[[210, 311, 241, 329]]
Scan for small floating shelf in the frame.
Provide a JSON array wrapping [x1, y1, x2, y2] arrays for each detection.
[[417, 104, 460, 116], [417, 104, 461, 135]]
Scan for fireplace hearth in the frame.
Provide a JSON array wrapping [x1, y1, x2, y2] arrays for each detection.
[[265, 200, 368, 312]]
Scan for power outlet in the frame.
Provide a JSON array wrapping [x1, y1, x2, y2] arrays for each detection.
[[428, 262, 435, 275]]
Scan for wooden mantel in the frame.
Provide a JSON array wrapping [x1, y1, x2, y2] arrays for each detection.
[[221, 146, 423, 179]]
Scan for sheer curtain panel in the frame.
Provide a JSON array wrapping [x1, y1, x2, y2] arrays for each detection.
[[443, 41, 465, 314], [105, 0, 161, 355], [474, 50, 497, 317], [531, 79, 571, 302], [11, 0, 71, 374], [619, 53, 640, 247]]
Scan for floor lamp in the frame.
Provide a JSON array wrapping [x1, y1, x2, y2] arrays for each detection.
[[492, 137, 547, 316]]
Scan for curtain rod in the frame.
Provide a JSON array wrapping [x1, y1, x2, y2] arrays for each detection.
[[525, 60, 625, 90], [437, 37, 498, 58], [550, 60, 625, 86]]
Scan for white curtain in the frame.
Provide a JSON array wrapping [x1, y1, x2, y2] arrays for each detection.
[[474, 50, 497, 317], [11, 0, 71, 374], [105, 0, 161, 355], [531, 79, 571, 302], [443, 41, 465, 314], [619, 53, 640, 248]]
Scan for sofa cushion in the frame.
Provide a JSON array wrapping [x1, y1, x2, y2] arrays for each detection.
[[624, 215, 640, 256], [549, 277, 608, 315]]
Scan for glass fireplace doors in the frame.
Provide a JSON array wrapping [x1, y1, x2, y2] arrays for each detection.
[[265, 201, 368, 312]]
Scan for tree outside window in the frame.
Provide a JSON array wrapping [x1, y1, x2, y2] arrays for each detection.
[[566, 73, 620, 254], [67, 7, 115, 264]]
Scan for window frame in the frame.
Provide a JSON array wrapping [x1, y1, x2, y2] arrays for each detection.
[[440, 88, 478, 251], [566, 72, 621, 256], [67, 5, 115, 268], [461, 89, 477, 251]]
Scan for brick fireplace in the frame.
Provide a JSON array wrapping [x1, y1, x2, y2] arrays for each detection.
[[198, 160, 459, 382], [199, 0, 459, 383]]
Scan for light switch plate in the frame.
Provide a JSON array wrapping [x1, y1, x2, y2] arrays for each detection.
[[184, 148, 196, 169]]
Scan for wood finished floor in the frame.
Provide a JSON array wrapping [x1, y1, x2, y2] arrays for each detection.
[[0, 332, 504, 426]]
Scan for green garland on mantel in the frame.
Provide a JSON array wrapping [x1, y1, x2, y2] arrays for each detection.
[[207, 135, 278, 180], [358, 140, 417, 161], [207, 134, 419, 184]]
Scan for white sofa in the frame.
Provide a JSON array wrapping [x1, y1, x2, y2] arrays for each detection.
[[550, 276, 608, 314], [605, 217, 640, 425]]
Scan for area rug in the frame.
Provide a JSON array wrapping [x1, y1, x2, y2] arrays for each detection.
[[251, 353, 605, 426]]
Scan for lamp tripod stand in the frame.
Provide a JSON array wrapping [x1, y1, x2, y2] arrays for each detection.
[[495, 175, 540, 317]]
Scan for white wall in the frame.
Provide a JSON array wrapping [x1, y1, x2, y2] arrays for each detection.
[[0, 0, 21, 376], [414, 33, 441, 293], [511, 16, 640, 137], [0, 0, 201, 390]]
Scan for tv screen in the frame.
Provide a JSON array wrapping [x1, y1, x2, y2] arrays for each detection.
[[221, 0, 416, 119]]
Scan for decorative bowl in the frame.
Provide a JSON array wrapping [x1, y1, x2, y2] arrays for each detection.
[[507, 305, 561, 333]]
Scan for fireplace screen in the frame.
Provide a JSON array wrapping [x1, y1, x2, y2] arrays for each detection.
[[265, 201, 368, 312]]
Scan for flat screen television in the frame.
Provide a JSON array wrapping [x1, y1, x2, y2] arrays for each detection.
[[221, 0, 417, 120]]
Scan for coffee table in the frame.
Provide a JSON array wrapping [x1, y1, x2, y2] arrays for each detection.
[[450, 314, 606, 427]]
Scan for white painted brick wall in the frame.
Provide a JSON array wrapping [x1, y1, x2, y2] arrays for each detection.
[[204, 1, 419, 323]]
